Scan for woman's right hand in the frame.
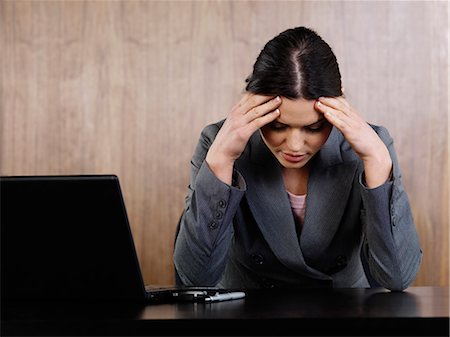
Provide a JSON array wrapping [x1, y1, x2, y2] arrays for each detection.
[[205, 94, 282, 184]]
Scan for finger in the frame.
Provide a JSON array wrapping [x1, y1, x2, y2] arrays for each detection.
[[247, 108, 281, 133], [318, 97, 352, 117], [230, 92, 253, 112], [336, 96, 351, 109], [323, 109, 348, 132], [240, 94, 276, 115], [244, 96, 282, 122], [315, 101, 351, 130]]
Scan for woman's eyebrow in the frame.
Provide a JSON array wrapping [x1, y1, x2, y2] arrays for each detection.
[[274, 117, 326, 128], [304, 118, 326, 128], [273, 120, 289, 126]]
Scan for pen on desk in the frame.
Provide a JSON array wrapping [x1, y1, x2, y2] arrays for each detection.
[[204, 291, 246, 303]]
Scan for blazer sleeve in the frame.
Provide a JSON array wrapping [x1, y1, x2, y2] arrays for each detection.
[[360, 125, 422, 291], [173, 122, 247, 286]]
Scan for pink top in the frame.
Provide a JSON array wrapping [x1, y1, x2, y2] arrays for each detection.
[[286, 190, 307, 228]]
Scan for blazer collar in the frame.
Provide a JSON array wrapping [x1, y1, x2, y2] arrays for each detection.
[[237, 127, 358, 277]]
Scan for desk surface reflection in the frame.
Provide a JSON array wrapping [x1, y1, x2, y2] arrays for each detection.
[[2, 286, 448, 336]]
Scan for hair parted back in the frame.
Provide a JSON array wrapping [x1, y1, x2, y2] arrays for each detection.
[[245, 27, 342, 100]]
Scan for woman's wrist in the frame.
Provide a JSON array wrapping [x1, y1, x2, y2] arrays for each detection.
[[362, 149, 393, 188], [205, 149, 235, 185]]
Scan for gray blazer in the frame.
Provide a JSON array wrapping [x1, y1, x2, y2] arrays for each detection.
[[173, 120, 422, 291]]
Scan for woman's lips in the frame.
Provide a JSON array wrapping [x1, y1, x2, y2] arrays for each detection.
[[281, 152, 307, 163]]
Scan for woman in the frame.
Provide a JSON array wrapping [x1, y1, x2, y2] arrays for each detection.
[[173, 27, 422, 291]]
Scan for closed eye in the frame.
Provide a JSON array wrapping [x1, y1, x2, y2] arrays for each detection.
[[268, 122, 288, 131], [305, 119, 328, 133], [267, 119, 328, 132]]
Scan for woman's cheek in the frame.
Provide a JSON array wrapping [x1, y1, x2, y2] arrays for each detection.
[[311, 134, 325, 147], [261, 129, 284, 148], [310, 128, 332, 150]]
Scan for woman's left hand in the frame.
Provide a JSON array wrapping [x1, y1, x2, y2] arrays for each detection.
[[315, 96, 392, 189]]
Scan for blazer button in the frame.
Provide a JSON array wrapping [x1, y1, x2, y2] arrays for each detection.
[[214, 210, 223, 219], [251, 254, 264, 265], [209, 221, 218, 230], [336, 255, 347, 267], [218, 200, 227, 208], [262, 278, 275, 289]]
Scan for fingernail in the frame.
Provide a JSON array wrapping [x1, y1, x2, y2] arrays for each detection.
[[275, 108, 280, 114], [316, 101, 321, 107], [275, 96, 281, 102]]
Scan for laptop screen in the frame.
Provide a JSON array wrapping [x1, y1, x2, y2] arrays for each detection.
[[1, 175, 147, 301]]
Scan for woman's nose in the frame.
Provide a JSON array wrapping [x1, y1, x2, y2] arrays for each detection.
[[286, 129, 304, 152]]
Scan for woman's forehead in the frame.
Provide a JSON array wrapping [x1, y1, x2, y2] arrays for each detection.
[[277, 97, 321, 125]]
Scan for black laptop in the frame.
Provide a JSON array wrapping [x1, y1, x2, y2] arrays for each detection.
[[1, 175, 235, 302]]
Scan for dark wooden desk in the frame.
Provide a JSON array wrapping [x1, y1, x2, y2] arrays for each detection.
[[2, 286, 448, 336]]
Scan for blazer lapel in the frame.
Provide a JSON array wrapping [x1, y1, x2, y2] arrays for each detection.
[[300, 160, 358, 263], [300, 127, 359, 263], [236, 131, 330, 280]]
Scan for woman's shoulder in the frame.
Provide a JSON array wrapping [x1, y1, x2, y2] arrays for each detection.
[[369, 124, 393, 145], [200, 119, 226, 139]]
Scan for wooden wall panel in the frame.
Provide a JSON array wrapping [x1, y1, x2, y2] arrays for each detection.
[[1, 0, 447, 286]]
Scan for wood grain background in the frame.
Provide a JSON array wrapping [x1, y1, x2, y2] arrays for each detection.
[[1, 0, 448, 286]]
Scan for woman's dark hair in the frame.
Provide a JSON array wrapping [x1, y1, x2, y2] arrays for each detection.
[[245, 27, 342, 99]]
